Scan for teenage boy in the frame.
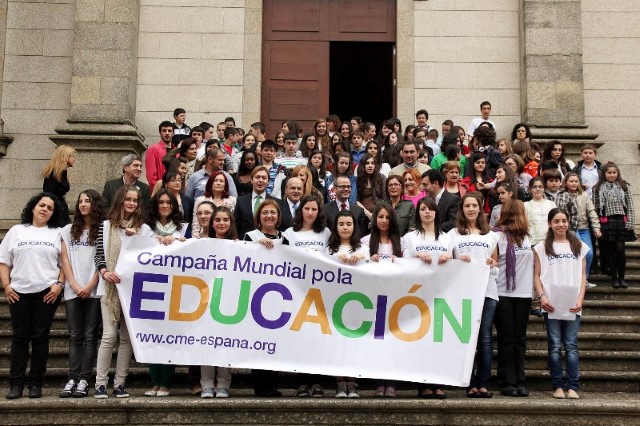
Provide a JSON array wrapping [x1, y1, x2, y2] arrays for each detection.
[[572, 144, 601, 198], [189, 126, 205, 160], [145, 121, 175, 188], [221, 127, 241, 174], [425, 129, 441, 156], [467, 101, 495, 137], [350, 131, 366, 165], [543, 169, 578, 230], [172, 108, 191, 146], [260, 139, 287, 198], [215, 122, 226, 144], [275, 133, 306, 170]]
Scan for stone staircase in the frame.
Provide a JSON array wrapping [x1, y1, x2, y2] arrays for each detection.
[[0, 243, 638, 425]]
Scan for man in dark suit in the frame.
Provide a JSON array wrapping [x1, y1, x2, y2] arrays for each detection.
[[278, 177, 304, 232], [421, 169, 460, 232], [324, 176, 368, 236], [102, 154, 151, 212], [235, 166, 280, 239]]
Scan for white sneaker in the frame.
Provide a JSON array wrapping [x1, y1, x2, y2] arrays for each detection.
[[553, 388, 565, 399], [201, 387, 214, 398], [587, 282, 597, 288], [59, 379, 76, 398], [335, 381, 347, 398], [215, 388, 229, 398]]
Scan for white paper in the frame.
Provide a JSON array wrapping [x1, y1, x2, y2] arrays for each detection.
[[547, 285, 580, 320]]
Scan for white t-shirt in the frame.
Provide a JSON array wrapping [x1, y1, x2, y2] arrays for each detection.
[[534, 241, 588, 315], [325, 244, 370, 260], [360, 235, 407, 261], [0, 224, 61, 293], [283, 227, 331, 251], [467, 117, 496, 137], [403, 230, 453, 259], [448, 229, 500, 300], [496, 232, 534, 298], [61, 225, 100, 300]]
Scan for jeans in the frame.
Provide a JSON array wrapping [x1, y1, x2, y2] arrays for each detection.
[[95, 299, 132, 388], [495, 297, 531, 390], [469, 297, 497, 389], [201, 366, 231, 390], [576, 229, 593, 279], [544, 314, 581, 391], [9, 289, 61, 387], [65, 297, 101, 382], [149, 364, 176, 388]]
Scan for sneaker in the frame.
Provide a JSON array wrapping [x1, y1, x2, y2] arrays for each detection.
[[586, 282, 597, 288], [295, 385, 310, 397], [201, 387, 215, 398], [374, 385, 385, 398], [215, 388, 229, 398], [346, 382, 359, 398], [553, 388, 565, 399], [335, 381, 347, 398], [94, 385, 108, 399], [59, 379, 76, 398], [384, 385, 396, 398], [113, 385, 129, 398], [567, 389, 580, 399], [73, 380, 89, 398], [310, 384, 324, 398]]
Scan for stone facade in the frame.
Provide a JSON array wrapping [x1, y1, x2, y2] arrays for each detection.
[[0, 0, 638, 234]]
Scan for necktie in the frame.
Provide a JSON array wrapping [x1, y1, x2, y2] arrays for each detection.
[[254, 194, 262, 214], [292, 203, 298, 217], [341, 203, 347, 211]]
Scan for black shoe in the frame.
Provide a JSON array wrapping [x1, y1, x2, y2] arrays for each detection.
[[612, 280, 621, 289], [28, 386, 42, 399], [500, 387, 518, 397], [6, 386, 23, 400], [619, 280, 628, 289], [517, 387, 529, 397]]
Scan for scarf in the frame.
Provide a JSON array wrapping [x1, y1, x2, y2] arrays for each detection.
[[155, 220, 177, 237], [493, 226, 516, 291], [598, 182, 626, 216], [104, 218, 134, 324]]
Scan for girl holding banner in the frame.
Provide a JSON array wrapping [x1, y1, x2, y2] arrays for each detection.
[[94, 186, 153, 399], [326, 210, 369, 398], [448, 192, 499, 398], [534, 208, 588, 400], [145, 190, 186, 397], [404, 197, 453, 399]]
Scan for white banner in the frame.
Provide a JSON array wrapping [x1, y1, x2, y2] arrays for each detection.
[[115, 237, 489, 386]]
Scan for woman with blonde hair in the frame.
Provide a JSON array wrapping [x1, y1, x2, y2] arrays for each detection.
[[42, 145, 77, 225]]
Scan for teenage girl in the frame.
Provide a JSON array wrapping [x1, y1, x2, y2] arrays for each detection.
[[404, 197, 452, 399], [592, 162, 636, 288], [326, 211, 369, 398], [534, 208, 588, 399], [448, 192, 499, 398]]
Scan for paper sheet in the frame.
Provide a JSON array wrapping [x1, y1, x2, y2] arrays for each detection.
[[547, 285, 580, 320]]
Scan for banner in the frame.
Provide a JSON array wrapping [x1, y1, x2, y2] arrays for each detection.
[[115, 237, 489, 386]]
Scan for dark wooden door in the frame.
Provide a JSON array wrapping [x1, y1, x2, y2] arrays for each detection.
[[262, 0, 396, 137]]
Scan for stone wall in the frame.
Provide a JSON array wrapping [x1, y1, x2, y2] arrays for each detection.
[[411, 0, 521, 140], [582, 0, 640, 199], [0, 0, 75, 226], [134, 0, 248, 143]]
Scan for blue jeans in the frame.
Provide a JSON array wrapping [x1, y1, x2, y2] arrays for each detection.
[[544, 314, 581, 391], [576, 229, 593, 279], [65, 297, 101, 382], [469, 297, 497, 389]]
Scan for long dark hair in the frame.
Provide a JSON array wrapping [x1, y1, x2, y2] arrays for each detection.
[[293, 194, 326, 232], [21, 192, 67, 228], [238, 150, 258, 176], [465, 151, 491, 186], [369, 202, 403, 257], [208, 205, 238, 240], [307, 149, 328, 180], [542, 140, 571, 174], [327, 211, 362, 254], [455, 192, 490, 235], [300, 132, 317, 159], [70, 189, 104, 244], [544, 208, 582, 257], [414, 197, 441, 240], [594, 161, 628, 192], [107, 186, 145, 228], [356, 153, 385, 204], [496, 199, 529, 246], [147, 189, 183, 231]]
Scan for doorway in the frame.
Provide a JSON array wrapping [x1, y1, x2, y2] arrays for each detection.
[[330, 42, 394, 128]]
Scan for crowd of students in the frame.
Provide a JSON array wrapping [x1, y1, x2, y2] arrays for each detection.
[[0, 104, 635, 401]]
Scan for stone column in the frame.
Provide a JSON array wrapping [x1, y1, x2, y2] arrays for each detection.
[[50, 0, 145, 194], [520, 0, 599, 157], [0, 0, 13, 156]]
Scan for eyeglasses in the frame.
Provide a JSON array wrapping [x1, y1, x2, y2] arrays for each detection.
[[170, 178, 183, 183]]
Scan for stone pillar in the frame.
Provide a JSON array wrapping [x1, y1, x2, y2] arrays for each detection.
[[50, 0, 145, 195], [520, 0, 599, 157], [0, 0, 13, 156]]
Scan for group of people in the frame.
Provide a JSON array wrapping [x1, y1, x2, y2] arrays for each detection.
[[0, 104, 635, 402]]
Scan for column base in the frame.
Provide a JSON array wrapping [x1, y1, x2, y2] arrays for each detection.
[[0, 119, 14, 156], [530, 125, 601, 160]]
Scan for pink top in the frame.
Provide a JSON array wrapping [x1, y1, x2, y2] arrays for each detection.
[[402, 191, 426, 207]]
